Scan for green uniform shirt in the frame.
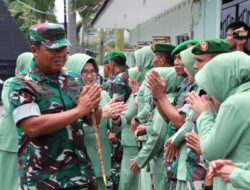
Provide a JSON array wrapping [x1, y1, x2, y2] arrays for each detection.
[[230, 162, 250, 189], [83, 91, 112, 177], [120, 94, 138, 147], [195, 52, 250, 190], [0, 78, 18, 152]]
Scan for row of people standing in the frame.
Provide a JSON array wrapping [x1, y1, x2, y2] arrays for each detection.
[[0, 20, 250, 190], [98, 33, 250, 190]]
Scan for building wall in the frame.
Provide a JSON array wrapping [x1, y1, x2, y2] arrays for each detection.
[[129, 0, 221, 46]]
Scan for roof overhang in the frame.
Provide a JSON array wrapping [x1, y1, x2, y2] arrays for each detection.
[[91, 0, 184, 30]]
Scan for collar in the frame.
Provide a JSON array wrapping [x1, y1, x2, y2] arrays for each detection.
[[115, 68, 127, 75], [29, 59, 67, 82]]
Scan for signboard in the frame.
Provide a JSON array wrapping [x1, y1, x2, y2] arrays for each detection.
[[152, 36, 171, 43], [137, 41, 152, 49]]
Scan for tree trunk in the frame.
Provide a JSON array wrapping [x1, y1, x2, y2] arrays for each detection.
[[68, 0, 76, 54], [80, 20, 85, 53], [115, 29, 124, 51], [100, 29, 104, 65]]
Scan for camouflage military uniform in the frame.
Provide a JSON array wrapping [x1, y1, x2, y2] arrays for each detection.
[[102, 69, 131, 102], [102, 75, 115, 98], [109, 132, 123, 189], [186, 111, 208, 190], [185, 88, 209, 190], [163, 78, 196, 190], [9, 60, 96, 190], [102, 69, 131, 189]]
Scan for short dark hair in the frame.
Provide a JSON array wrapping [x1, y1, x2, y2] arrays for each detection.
[[110, 58, 126, 66], [226, 21, 249, 33], [157, 52, 174, 65]]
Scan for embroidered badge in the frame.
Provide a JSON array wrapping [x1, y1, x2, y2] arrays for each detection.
[[200, 42, 208, 51]]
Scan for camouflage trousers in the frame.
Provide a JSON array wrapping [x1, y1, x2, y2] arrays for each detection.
[[163, 124, 178, 190], [110, 139, 123, 190], [57, 182, 98, 190]]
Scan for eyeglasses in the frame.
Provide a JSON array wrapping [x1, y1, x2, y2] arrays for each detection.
[[81, 70, 97, 77]]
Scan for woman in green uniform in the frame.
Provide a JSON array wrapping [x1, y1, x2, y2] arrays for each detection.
[[0, 52, 33, 190], [187, 51, 250, 190], [65, 53, 127, 190], [118, 66, 143, 190]]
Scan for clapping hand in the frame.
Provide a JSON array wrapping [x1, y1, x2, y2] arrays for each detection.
[[101, 99, 127, 121], [145, 70, 166, 99], [186, 92, 215, 116]]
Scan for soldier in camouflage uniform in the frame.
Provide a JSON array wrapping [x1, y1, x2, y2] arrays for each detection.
[[170, 39, 231, 190], [146, 40, 198, 190], [9, 23, 102, 190], [102, 50, 131, 189], [102, 50, 131, 102]]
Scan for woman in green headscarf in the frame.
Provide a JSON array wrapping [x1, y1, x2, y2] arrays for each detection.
[[118, 66, 141, 190], [65, 53, 127, 190], [187, 51, 250, 190], [0, 52, 33, 190], [129, 46, 154, 190], [132, 46, 154, 126]]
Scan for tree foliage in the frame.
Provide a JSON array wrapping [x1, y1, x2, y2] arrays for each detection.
[[4, 0, 56, 37]]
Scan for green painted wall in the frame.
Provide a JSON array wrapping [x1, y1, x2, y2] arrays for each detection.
[[129, 0, 221, 46]]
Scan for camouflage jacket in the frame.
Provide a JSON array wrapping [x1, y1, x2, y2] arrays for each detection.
[[163, 78, 195, 183], [9, 60, 96, 190], [102, 69, 131, 102], [185, 89, 209, 190]]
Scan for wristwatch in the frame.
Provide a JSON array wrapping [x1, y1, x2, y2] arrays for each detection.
[[134, 116, 140, 124], [202, 182, 213, 190], [112, 116, 120, 120]]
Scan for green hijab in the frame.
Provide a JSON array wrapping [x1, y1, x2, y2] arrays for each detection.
[[65, 53, 99, 75], [134, 46, 154, 81], [195, 52, 250, 102], [128, 67, 144, 85], [16, 52, 33, 74], [180, 47, 195, 77], [153, 67, 183, 93]]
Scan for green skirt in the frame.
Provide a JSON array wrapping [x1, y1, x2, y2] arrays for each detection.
[[0, 150, 18, 190], [118, 146, 140, 190]]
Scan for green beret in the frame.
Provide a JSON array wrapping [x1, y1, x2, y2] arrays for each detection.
[[171, 40, 199, 58], [192, 39, 231, 55], [151, 43, 176, 53], [103, 57, 109, 64], [180, 47, 195, 77], [109, 50, 126, 66]]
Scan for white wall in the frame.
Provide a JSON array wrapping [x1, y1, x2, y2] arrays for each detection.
[[129, 0, 221, 46]]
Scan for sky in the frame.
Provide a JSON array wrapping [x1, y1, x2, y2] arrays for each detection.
[[54, 0, 81, 23], [54, 0, 64, 23], [54, 0, 129, 39]]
